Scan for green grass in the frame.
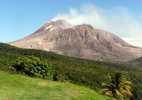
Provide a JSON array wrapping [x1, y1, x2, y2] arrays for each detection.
[[0, 71, 114, 100]]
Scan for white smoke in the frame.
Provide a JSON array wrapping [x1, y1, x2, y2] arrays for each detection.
[[53, 4, 142, 47]]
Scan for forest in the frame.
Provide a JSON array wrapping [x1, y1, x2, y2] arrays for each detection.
[[0, 43, 142, 99]]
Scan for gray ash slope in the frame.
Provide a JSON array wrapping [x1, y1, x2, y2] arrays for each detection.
[[9, 19, 142, 62]]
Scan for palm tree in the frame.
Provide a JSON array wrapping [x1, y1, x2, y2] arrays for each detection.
[[100, 72, 133, 99]]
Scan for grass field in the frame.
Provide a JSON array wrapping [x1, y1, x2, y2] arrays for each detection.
[[0, 71, 114, 100]]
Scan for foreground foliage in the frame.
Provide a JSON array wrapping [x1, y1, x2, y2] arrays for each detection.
[[12, 55, 53, 79], [0, 43, 142, 99], [100, 72, 133, 99]]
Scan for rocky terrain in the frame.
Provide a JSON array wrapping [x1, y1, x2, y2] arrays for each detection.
[[8, 19, 142, 62]]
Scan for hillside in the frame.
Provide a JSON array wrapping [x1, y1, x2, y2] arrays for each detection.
[[0, 43, 142, 99], [8, 19, 142, 62], [0, 71, 113, 100], [128, 57, 142, 70]]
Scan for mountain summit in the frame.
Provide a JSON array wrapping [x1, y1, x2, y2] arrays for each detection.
[[9, 19, 142, 61], [35, 19, 74, 33]]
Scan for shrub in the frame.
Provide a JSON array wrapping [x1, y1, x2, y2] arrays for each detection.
[[13, 55, 52, 79]]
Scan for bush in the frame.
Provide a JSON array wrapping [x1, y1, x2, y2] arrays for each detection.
[[13, 55, 52, 79]]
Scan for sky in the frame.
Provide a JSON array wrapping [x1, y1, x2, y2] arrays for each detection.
[[0, 0, 142, 47]]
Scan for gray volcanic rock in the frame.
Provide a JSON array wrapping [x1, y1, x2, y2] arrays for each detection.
[[9, 19, 142, 62]]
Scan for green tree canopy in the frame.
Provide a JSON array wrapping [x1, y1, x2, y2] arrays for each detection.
[[13, 55, 52, 79]]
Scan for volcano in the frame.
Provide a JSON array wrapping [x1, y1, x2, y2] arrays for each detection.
[[9, 19, 142, 61]]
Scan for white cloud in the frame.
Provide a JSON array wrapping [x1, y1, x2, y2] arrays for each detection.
[[122, 37, 142, 47], [53, 4, 142, 47]]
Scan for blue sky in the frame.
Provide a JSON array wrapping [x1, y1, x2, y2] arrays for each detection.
[[0, 0, 142, 47]]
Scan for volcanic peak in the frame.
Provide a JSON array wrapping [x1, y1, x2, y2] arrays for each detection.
[[45, 19, 74, 30], [8, 19, 142, 62]]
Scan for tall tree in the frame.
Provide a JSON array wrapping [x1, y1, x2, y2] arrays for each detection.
[[100, 72, 133, 99]]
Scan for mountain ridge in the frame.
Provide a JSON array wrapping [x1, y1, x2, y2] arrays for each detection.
[[8, 19, 142, 62]]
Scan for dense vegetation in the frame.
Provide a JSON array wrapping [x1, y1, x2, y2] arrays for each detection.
[[13, 55, 52, 79], [0, 43, 142, 99]]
